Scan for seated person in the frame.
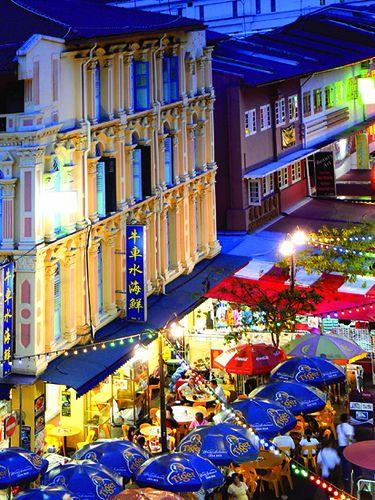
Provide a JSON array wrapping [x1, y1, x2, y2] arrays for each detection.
[[299, 428, 320, 455], [179, 378, 197, 401], [189, 412, 209, 430], [166, 405, 179, 429], [272, 431, 295, 456]]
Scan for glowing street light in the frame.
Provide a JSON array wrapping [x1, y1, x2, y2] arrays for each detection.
[[279, 228, 307, 291]]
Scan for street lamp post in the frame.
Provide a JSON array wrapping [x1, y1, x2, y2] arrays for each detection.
[[279, 229, 307, 291]]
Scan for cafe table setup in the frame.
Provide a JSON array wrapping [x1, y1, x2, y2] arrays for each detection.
[[157, 406, 207, 425], [48, 425, 81, 456]]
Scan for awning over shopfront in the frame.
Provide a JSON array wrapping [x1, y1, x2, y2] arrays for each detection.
[[40, 253, 249, 397], [0, 375, 37, 400], [205, 260, 375, 322]]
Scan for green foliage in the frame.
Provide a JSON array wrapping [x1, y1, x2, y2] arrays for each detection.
[[296, 223, 374, 282], [222, 280, 322, 347]]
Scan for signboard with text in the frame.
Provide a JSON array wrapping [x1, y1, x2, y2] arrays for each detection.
[[314, 151, 336, 197], [0, 263, 14, 378], [349, 391, 374, 427], [355, 133, 369, 169], [126, 225, 147, 322]]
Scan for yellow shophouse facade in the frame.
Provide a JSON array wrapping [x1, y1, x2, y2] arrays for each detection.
[[0, 5, 220, 450]]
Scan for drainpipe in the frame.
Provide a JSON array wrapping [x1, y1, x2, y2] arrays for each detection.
[[153, 34, 167, 294], [81, 43, 97, 339]]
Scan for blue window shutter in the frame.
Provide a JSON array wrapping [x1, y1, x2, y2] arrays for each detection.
[[95, 64, 101, 120], [164, 136, 173, 186], [54, 265, 61, 342], [97, 161, 106, 217], [163, 57, 170, 104], [133, 61, 150, 111], [133, 148, 142, 201], [98, 244, 103, 315], [170, 56, 179, 102]]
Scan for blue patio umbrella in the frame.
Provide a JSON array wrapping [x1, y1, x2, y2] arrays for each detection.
[[0, 448, 48, 488], [42, 460, 123, 500], [231, 398, 296, 439], [15, 485, 78, 499], [249, 381, 326, 415], [270, 356, 345, 387], [177, 423, 259, 465], [73, 439, 148, 479], [135, 452, 224, 492]]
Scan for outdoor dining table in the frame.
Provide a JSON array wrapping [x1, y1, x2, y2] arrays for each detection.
[[140, 426, 172, 437], [245, 450, 283, 470], [157, 405, 208, 424], [48, 425, 80, 455], [185, 394, 215, 404]]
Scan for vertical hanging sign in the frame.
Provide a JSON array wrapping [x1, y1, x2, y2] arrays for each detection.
[[126, 225, 147, 322], [355, 133, 369, 169], [0, 263, 14, 378]]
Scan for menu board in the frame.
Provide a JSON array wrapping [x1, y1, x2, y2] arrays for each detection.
[[314, 151, 336, 197], [34, 395, 45, 447], [349, 391, 374, 426]]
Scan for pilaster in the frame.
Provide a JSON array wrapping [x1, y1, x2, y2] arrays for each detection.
[[203, 47, 214, 94], [102, 56, 114, 120], [87, 157, 100, 223], [196, 57, 206, 95], [186, 124, 197, 178], [103, 234, 117, 317], [62, 249, 78, 343], [123, 52, 134, 114], [124, 144, 136, 206]]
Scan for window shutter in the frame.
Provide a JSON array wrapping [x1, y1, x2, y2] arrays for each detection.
[[97, 161, 106, 217], [104, 157, 117, 213], [95, 64, 101, 120], [133, 61, 150, 111], [163, 57, 170, 104], [53, 266, 61, 342], [141, 145, 152, 198], [164, 136, 173, 186], [133, 148, 142, 201], [52, 57, 59, 102], [170, 56, 179, 102], [33, 61, 40, 104]]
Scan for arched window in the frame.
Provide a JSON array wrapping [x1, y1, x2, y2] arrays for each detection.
[[53, 263, 62, 342], [98, 243, 104, 315], [164, 124, 174, 187], [95, 63, 101, 121]]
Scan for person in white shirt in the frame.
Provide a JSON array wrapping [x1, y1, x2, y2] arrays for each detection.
[[317, 439, 341, 480], [336, 413, 354, 480], [210, 379, 226, 403], [272, 432, 295, 456], [299, 428, 320, 455]]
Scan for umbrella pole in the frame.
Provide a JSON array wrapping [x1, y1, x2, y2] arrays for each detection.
[[158, 332, 168, 453]]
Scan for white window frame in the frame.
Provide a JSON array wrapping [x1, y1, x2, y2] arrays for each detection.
[[291, 161, 302, 184], [275, 98, 286, 127], [288, 95, 299, 122], [262, 174, 274, 197], [248, 180, 261, 205], [260, 104, 271, 131], [278, 167, 288, 189], [303, 91, 311, 117], [245, 109, 257, 137]]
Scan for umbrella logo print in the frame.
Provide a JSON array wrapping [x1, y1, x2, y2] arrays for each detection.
[[295, 365, 319, 383], [122, 450, 144, 472], [225, 435, 251, 457], [179, 435, 202, 454], [83, 451, 98, 462], [0, 466, 8, 479], [275, 391, 298, 409], [301, 345, 311, 355], [266, 408, 291, 428], [166, 463, 196, 485], [50, 475, 67, 487], [92, 474, 117, 499]]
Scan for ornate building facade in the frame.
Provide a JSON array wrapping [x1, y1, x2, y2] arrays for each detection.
[[0, 11, 220, 378]]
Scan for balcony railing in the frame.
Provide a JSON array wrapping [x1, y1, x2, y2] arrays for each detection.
[[0, 107, 59, 133]]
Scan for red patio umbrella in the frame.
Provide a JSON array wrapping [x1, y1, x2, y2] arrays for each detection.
[[214, 343, 286, 375]]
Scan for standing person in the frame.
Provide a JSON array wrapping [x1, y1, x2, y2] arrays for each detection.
[[336, 413, 355, 481], [227, 473, 252, 499], [317, 438, 341, 484], [210, 379, 226, 403]]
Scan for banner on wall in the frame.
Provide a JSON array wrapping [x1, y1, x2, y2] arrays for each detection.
[[126, 225, 147, 322], [0, 263, 14, 378], [355, 133, 370, 169], [314, 151, 336, 197], [281, 124, 296, 150]]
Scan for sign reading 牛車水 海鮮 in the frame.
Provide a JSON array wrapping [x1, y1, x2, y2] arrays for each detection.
[[0, 263, 14, 377], [126, 225, 147, 322]]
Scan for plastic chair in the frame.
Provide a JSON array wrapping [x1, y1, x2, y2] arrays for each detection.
[[260, 466, 281, 498], [277, 445, 292, 458], [148, 383, 160, 404], [169, 436, 176, 451], [121, 424, 129, 439], [150, 408, 159, 425], [76, 429, 96, 451], [193, 401, 206, 407], [280, 457, 293, 490], [300, 445, 318, 472]]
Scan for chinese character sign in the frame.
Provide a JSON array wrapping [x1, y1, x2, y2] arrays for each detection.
[[126, 225, 147, 322], [0, 263, 14, 377]]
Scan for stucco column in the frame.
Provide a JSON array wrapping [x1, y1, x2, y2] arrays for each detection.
[[123, 52, 134, 114], [174, 197, 183, 271], [148, 211, 158, 291], [178, 43, 187, 99], [160, 209, 168, 278], [206, 175, 221, 257], [185, 57, 195, 98], [89, 240, 100, 327], [61, 165, 77, 235], [115, 225, 126, 313], [102, 57, 114, 120], [76, 233, 89, 334], [196, 121, 207, 172], [203, 47, 214, 93], [114, 53, 125, 116], [180, 185, 193, 273], [178, 108, 189, 181], [124, 144, 136, 206], [198, 187, 210, 254], [42, 171, 59, 243], [44, 261, 57, 350], [159, 133, 167, 189], [171, 131, 180, 184], [0, 179, 17, 249], [196, 57, 206, 95], [189, 188, 198, 261], [87, 157, 99, 223], [62, 250, 77, 343], [156, 50, 164, 104], [206, 98, 216, 168], [186, 124, 196, 178], [87, 61, 97, 124], [115, 128, 127, 210]]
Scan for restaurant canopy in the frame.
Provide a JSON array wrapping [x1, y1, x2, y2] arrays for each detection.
[[205, 260, 375, 322]]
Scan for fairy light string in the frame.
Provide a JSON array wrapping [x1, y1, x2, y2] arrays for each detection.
[[162, 332, 355, 500]]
